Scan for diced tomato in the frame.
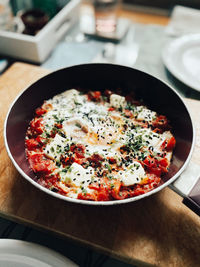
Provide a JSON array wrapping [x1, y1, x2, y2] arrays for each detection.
[[108, 107, 115, 111], [143, 155, 167, 176], [108, 157, 116, 164], [148, 174, 161, 188], [111, 185, 131, 200], [159, 158, 168, 168], [61, 155, 75, 166], [152, 115, 170, 131], [88, 182, 100, 191], [78, 192, 97, 201], [144, 174, 161, 189], [36, 136, 46, 145], [35, 107, 47, 116], [152, 167, 162, 176], [115, 185, 145, 198], [26, 139, 39, 150], [46, 176, 59, 187], [61, 154, 86, 166], [158, 158, 168, 173], [55, 123, 62, 129], [33, 162, 53, 174], [70, 144, 85, 158], [143, 155, 156, 168], [124, 175, 161, 197], [110, 180, 122, 199], [30, 118, 44, 134], [87, 153, 104, 167], [73, 157, 86, 165], [74, 151, 85, 159], [131, 186, 145, 196], [79, 181, 110, 201], [166, 136, 176, 151], [36, 103, 52, 116], [38, 174, 61, 192], [97, 187, 110, 201], [161, 136, 176, 152], [28, 153, 55, 174], [88, 91, 101, 101], [70, 144, 85, 153]]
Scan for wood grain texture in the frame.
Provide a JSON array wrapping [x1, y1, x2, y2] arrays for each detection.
[[118, 8, 169, 25], [1, 63, 200, 267]]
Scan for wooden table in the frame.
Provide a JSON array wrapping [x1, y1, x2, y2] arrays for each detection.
[[1, 62, 200, 267]]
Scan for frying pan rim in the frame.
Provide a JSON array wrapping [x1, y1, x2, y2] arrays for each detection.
[[3, 63, 195, 206]]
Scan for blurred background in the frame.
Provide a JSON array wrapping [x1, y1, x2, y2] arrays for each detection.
[[1, 0, 200, 266]]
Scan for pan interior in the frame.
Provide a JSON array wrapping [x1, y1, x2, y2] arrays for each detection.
[[5, 64, 194, 202]]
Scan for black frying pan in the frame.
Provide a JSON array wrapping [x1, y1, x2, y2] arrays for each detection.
[[4, 64, 195, 206]]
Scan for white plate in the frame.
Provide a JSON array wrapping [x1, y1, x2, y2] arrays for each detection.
[[162, 34, 200, 92], [0, 239, 78, 267]]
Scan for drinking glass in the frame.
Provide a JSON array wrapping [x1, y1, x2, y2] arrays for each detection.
[[93, 0, 120, 34]]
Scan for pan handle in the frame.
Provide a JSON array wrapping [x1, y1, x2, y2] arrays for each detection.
[[183, 188, 200, 216], [169, 162, 200, 216]]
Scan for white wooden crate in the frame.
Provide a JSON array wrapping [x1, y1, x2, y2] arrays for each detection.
[[0, 0, 80, 63]]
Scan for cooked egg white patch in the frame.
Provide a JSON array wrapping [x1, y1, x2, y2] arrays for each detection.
[[110, 94, 126, 109], [62, 117, 89, 140], [136, 106, 156, 122], [60, 162, 95, 188], [117, 161, 146, 186], [44, 134, 67, 160]]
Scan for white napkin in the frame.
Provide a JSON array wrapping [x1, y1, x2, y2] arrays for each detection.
[[166, 5, 200, 36], [92, 42, 139, 66]]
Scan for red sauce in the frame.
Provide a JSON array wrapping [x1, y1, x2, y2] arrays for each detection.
[[25, 89, 176, 201]]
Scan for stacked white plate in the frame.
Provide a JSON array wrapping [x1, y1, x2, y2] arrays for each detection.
[[0, 239, 78, 267], [162, 34, 200, 92]]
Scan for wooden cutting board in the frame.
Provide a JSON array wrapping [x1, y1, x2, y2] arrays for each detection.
[[1, 62, 200, 267]]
